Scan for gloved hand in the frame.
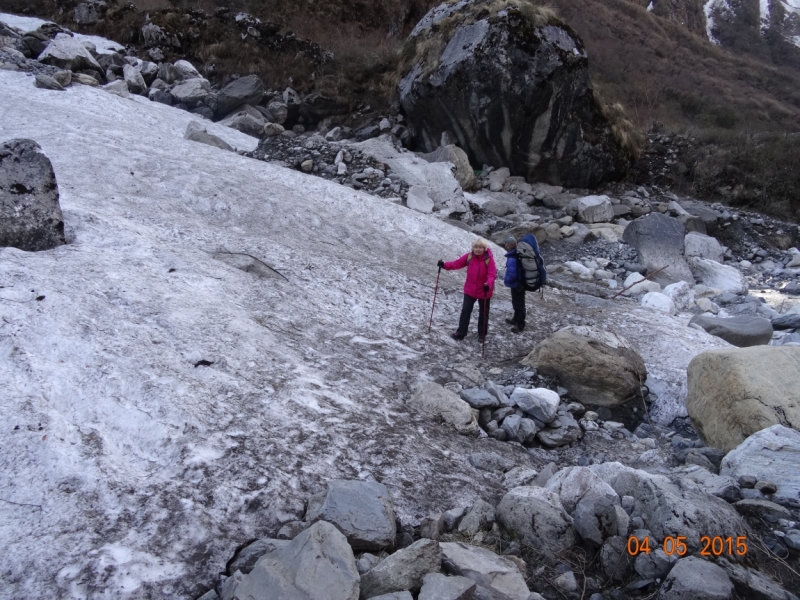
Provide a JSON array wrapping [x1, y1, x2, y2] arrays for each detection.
[[483, 284, 490, 293], [437, 260, 444, 269]]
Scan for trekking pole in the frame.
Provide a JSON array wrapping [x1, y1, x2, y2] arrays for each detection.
[[482, 294, 489, 358], [428, 267, 441, 331], [611, 265, 669, 299]]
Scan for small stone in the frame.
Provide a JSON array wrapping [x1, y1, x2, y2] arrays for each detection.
[[301, 159, 313, 172], [553, 570, 578, 592], [738, 475, 757, 489], [34, 73, 64, 91], [755, 480, 778, 495]]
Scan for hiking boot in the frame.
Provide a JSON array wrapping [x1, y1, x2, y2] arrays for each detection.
[[451, 332, 465, 340], [504, 318, 516, 325], [511, 326, 522, 334]]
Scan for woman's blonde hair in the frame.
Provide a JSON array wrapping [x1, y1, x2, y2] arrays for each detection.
[[472, 237, 489, 250]]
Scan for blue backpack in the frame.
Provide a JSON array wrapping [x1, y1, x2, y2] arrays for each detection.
[[516, 233, 547, 293]]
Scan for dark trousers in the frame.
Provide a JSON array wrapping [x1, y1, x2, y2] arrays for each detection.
[[511, 287, 526, 329], [457, 294, 490, 337]]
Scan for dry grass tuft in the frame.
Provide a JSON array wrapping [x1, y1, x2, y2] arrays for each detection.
[[598, 98, 646, 161]]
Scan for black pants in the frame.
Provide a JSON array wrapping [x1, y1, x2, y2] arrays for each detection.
[[457, 294, 490, 337], [511, 287, 526, 329]]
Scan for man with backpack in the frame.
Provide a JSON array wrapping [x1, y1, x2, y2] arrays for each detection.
[[503, 233, 547, 333], [503, 236, 526, 333]]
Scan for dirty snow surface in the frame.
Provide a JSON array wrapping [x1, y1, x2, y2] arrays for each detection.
[[0, 69, 727, 598]]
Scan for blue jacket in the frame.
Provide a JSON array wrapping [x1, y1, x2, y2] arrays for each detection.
[[504, 249, 521, 289]]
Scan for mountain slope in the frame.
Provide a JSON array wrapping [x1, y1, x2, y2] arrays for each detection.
[[0, 68, 728, 597]]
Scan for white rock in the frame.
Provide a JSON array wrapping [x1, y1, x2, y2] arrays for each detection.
[[173, 59, 201, 79], [720, 425, 800, 509], [688, 257, 747, 295], [544, 466, 619, 513], [568, 195, 614, 223], [696, 298, 719, 314], [564, 261, 595, 279], [509, 387, 560, 423], [684, 232, 723, 263], [663, 281, 696, 312], [406, 185, 434, 213], [623, 272, 660, 295], [641, 292, 676, 315], [440, 542, 530, 600]]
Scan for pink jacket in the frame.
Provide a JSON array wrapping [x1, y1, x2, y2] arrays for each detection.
[[444, 249, 497, 299]]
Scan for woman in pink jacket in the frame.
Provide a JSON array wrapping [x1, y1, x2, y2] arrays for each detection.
[[438, 238, 497, 341]]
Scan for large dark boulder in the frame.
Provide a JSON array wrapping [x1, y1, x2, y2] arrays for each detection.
[[622, 213, 694, 286], [215, 74, 265, 118], [0, 139, 66, 251], [689, 314, 773, 347], [398, 0, 630, 188]]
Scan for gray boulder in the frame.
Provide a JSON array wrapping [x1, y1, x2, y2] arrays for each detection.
[[229, 538, 290, 574], [34, 73, 63, 91], [398, 0, 629, 188], [0, 138, 66, 251], [219, 105, 266, 137], [658, 556, 733, 600], [305, 480, 396, 551], [170, 78, 212, 106], [508, 387, 559, 423], [720, 425, 800, 509], [684, 232, 723, 263], [496, 486, 575, 554], [216, 74, 265, 117], [418, 573, 476, 600], [586, 462, 746, 551], [688, 314, 773, 347], [359, 538, 442, 599], [459, 388, 499, 409], [571, 489, 629, 546], [38, 34, 102, 75], [102, 80, 130, 98], [422, 145, 477, 191], [772, 313, 800, 330], [718, 558, 799, 600], [184, 122, 234, 151], [411, 382, 480, 436], [688, 257, 748, 295], [52, 70, 72, 87], [634, 549, 675, 580], [173, 59, 201, 79], [123, 63, 147, 95], [522, 326, 647, 407], [457, 499, 495, 535], [600, 536, 633, 582], [419, 513, 444, 541], [536, 413, 582, 447], [622, 213, 694, 286], [228, 521, 359, 600], [440, 542, 530, 600], [567, 195, 613, 224]]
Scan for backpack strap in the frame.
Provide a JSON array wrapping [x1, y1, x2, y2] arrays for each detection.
[[466, 253, 490, 267]]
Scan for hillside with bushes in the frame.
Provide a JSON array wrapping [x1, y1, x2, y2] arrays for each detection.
[[2, 0, 799, 218]]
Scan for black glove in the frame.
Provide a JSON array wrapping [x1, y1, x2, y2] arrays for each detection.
[[437, 260, 444, 269], [483, 284, 490, 293]]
